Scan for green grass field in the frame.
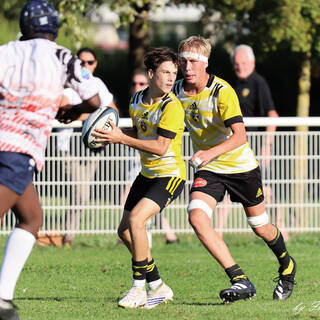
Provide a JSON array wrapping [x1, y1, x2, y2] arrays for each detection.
[[2, 232, 319, 320]]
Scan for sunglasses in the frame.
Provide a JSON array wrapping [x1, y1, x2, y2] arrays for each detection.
[[80, 60, 96, 66]]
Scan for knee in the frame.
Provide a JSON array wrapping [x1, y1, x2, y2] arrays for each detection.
[[188, 211, 198, 227], [117, 227, 124, 240], [17, 213, 42, 236], [117, 226, 127, 241], [30, 214, 43, 233], [247, 212, 273, 239], [188, 210, 207, 230], [129, 212, 145, 230], [253, 223, 276, 240], [252, 225, 268, 238]]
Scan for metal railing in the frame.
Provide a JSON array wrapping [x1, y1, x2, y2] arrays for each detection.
[[2, 117, 320, 235]]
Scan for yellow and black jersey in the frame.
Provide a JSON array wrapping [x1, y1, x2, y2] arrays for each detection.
[[172, 74, 258, 174], [129, 90, 186, 179]]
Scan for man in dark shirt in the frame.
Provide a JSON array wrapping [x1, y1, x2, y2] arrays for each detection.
[[233, 44, 279, 133]]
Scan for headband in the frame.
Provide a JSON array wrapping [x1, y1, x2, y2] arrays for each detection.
[[179, 51, 208, 63]]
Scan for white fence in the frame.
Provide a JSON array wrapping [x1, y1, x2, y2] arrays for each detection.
[[2, 117, 320, 235]]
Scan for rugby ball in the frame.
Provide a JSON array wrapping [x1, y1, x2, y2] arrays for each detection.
[[82, 106, 119, 148]]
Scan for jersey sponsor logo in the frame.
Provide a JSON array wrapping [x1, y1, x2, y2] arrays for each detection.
[[192, 178, 207, 188], [138, 111, 149, 132], [241, 88, 250, 97], [189, 102, 199, 121]]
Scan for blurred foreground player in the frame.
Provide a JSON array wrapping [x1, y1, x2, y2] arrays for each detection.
[[0, 1, 100, 319]]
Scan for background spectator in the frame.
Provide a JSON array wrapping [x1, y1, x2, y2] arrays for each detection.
[[57, 47, 118, 246]]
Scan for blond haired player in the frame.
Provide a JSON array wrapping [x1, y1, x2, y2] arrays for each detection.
[[95, 47, 186, 309], [172, 36, 296, 303]]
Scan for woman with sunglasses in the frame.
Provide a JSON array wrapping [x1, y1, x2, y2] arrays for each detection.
[[78, 47, 98, 73], [77, 47, 118, 110], [56, 47, 118, 246]]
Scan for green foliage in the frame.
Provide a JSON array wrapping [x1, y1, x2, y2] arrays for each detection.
[[246, 0, 320, 55], [110, 0, 164, 27], [54, 0, 100, 48], [176, 0, 320, 58], [0, 0, 99, 48], [0, 14, 19, 45], [0, 232, 318, 319], [0, 0, 23, 19]]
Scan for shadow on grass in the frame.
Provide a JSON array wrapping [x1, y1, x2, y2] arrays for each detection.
[[177, 301, 225, 307], [15, 296, 118, 303]]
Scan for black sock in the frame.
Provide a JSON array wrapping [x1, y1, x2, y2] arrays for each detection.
[[265, 227, 290, 270], [146, 258, 161, 283], [225, 264, 247, 282], [132, 258, 148, 280]]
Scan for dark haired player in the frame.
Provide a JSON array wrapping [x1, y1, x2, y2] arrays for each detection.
[[95, 47, 186, 309]]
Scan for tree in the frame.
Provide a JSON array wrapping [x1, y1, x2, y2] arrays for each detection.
[[0, 0, 100, 48], [109, 0, 167, 80], [238, 0, 320, 207], [193, 0, 320, 216]]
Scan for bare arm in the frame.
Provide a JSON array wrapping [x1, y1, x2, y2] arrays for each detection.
[[121, 128, 137, 138], [191, 122, 247, 168], [260, 109, 279, 167], [265, 109, 279, 145], [94, 122, 171, 156], [56, 93, 101, 123], [76, 100, 120, 122]]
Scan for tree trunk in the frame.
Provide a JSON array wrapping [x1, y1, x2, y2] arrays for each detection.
[[294, 55, 310, 228], [128, 14, 150, 80]]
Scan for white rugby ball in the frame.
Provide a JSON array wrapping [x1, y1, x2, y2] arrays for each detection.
[[82, 106, 119, 148]]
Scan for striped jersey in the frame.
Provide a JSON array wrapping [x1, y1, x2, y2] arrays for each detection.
[[129, 90, 186, 180], [172, 74, 258, 174], [0, 38, 98, 171]]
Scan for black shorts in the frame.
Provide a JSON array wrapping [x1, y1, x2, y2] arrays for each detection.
[[190, 167, 264, 207], [124, 173, 185, 212]]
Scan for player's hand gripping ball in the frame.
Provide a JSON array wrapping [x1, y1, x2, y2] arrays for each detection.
[[82, 106, 119, 148]]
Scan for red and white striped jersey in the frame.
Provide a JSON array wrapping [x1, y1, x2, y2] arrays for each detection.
[[0, 38, 98, 171]]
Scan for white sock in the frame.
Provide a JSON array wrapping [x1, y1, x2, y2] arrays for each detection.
[[148, 279, 163, 290], [0, 228, 36, 300], [132, 279, 146, 289]]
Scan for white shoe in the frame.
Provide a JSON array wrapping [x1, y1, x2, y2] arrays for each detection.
[[144, 283, 173, 309], [118, 286, 147, 309]]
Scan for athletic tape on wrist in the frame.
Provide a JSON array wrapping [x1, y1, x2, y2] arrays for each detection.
[[190, 157, 203, 169]]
